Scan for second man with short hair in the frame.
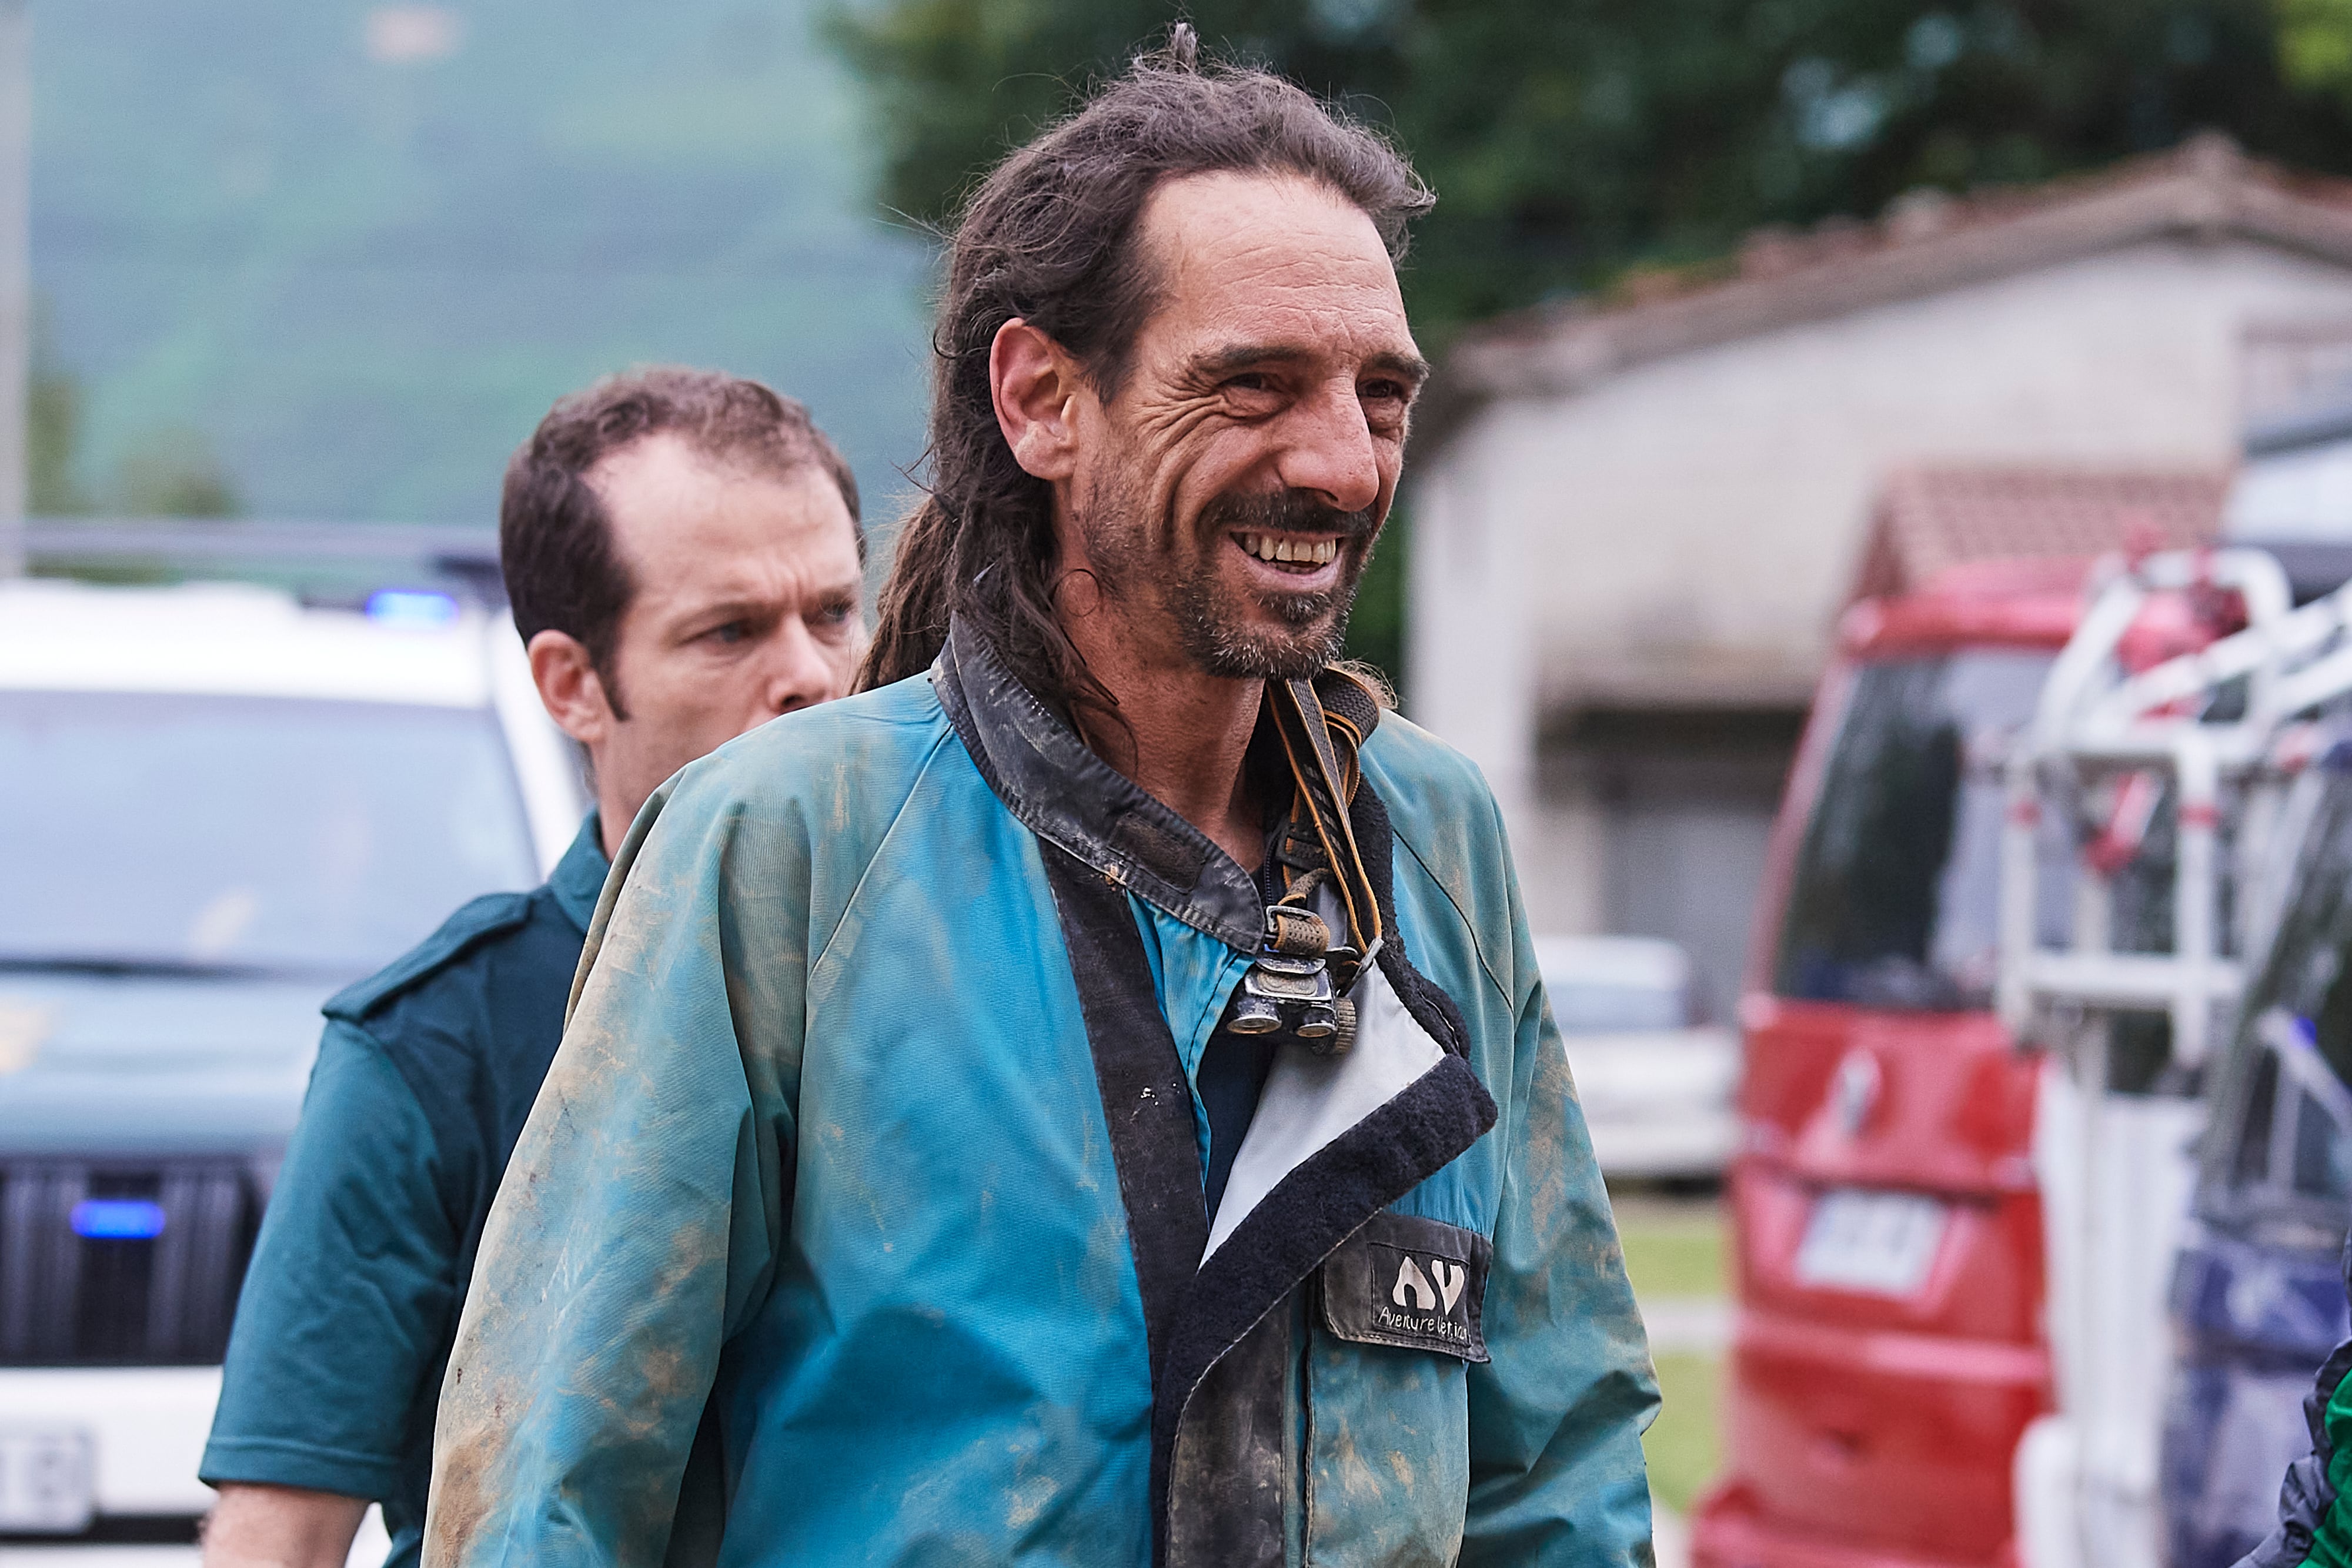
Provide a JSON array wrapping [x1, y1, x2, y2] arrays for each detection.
[[199, 367, 865, 1568]]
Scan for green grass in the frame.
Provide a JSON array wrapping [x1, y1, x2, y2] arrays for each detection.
[[1645, 1352, 1724, 1514], [1614, 1198, 1727, 1300], [1612, 1194, 1729, 1516]]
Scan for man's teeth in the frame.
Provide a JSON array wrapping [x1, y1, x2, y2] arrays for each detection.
[[1237, 534, 1339, 566]]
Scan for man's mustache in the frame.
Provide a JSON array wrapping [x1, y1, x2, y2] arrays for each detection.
[[1201, 489, 1378, 541]]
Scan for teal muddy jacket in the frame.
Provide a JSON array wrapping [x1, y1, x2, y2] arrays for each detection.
[[427, 624, 1658, 1567]]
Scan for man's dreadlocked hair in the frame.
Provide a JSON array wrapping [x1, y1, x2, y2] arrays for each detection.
[[856, 26, 1432, 717]]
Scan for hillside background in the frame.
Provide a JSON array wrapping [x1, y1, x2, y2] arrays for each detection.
[[31, 0, 934, 525]]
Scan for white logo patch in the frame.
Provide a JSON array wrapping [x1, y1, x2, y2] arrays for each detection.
[[1432, 1258, 1465, 1312], [1327, 1222, 1490, 1362], [1392, 1256, 1436, 1311]]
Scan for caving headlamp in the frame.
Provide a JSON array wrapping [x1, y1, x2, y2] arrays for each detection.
[[1223, 670, 1387, 1056]]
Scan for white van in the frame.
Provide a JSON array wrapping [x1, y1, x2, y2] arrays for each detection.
[[1538, 934, 1739, 1180], [0, 571, 582, 1557]]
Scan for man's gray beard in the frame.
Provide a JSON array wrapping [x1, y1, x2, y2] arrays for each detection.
[[1078, 473, 1371, 681], [1168, 569, 1351, 680]]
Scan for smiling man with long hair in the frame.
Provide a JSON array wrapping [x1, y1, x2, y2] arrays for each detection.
[[428, 34, 1656, 1567]]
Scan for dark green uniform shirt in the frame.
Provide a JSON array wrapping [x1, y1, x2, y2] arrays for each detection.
[[201, 815, 609, 1568]]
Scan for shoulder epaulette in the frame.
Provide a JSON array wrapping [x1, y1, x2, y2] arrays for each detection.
[[323, 890, 540, 1023]]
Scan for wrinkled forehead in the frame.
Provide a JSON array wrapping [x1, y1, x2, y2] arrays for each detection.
[[1131, 170, 1414, 361]]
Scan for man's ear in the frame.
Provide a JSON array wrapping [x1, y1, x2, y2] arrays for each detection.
[[526, 629, 614, 747], [990, 319, 1087, 482]]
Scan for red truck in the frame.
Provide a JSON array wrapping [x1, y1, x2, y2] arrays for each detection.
[[1693, 559, 2076, 1568]]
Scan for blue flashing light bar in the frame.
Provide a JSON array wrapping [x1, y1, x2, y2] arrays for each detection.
[[71, 1198, 168, 1241], [365, 588, 460, 628]]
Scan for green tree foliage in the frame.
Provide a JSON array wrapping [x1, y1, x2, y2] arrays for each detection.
[[1345, 505, 1407, 691], [29, 368, 89, 517], [28, 302, 239, 517], [36, 402, 243, 518], [112, 428, 242, 519], [2280, 0, 2352, 93], [828, 0, 2352, 349], [29, 301, 91, 516]]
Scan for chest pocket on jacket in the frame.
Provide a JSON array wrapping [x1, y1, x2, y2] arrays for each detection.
[[1319, 1209, 1491, 1361], [1305, 1211, 1488, 1565]]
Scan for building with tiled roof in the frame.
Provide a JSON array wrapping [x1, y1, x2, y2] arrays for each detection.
[[1850, 465, 2229, 601], [1405, 135, 2352, 1015]]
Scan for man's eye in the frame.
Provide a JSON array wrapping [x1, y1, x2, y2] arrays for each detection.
[[815, 600, 856, 627], [706, 621, 751, 646]]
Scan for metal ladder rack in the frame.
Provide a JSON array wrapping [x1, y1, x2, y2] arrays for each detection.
[[1998, 549, 2296, 1066], [1996, 546, 2352, 1568]]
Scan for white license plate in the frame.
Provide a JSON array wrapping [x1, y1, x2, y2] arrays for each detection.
[[0, 1426, 94, 1533], [1792, 1188, 1949, 1296]]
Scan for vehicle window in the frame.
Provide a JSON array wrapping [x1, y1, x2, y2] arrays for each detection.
[[2231, 1048, 2281, 1189], [1774, 651, 2058, 1010], [0, 692, 537, 976], [1548, 978, 1689, 1035], [2205, 775, 2352, 1223], [2291, 1086, 2352, 1201]]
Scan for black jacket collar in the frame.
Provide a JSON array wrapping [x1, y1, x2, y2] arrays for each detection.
[[933, 617, 1264, 952]]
